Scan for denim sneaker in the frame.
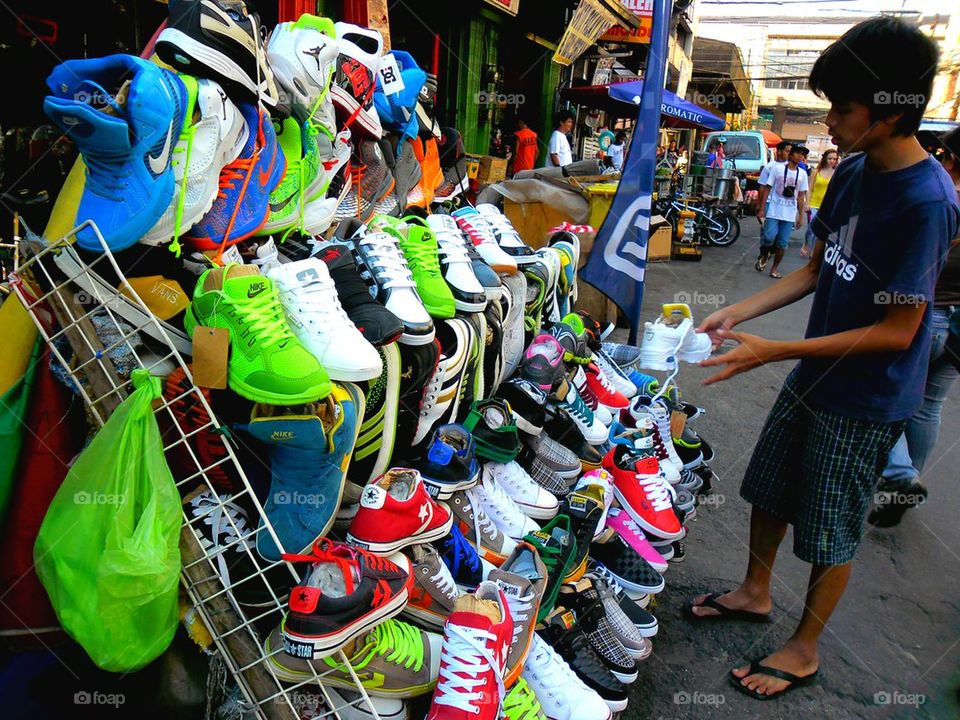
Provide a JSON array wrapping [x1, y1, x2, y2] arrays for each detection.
[[237, 382, 364, 561]]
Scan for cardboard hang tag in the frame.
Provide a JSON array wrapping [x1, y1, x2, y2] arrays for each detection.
[[670, 409, 687, 440], [192, 327, 229, 390]]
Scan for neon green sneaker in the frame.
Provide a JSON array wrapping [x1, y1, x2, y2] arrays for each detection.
[[561, 312, 593, 364], [504, 677, 548, 720], [184, 264, 331, 403], [371, 215, 456, 318], [263, 618, 442, 697]]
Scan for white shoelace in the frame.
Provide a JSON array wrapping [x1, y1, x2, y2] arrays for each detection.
[[480, 212, 522, 246], [435, 228, 473, 267], [434, 624, 505, 712], [359, 233, 417, 290], [190, 494, 252, 589], [637, 473, 677, 513], [464, 489, 503, 544], [432, 561, 459, 602], [458, 214, 498, 245], [503, 587, 535, 646], [591, 364, 618, 395], [478, 475, 528, 530], [288, 272, 354, 327]]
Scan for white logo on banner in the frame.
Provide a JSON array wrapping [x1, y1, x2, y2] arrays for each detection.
[[602, 193, 650, 283]]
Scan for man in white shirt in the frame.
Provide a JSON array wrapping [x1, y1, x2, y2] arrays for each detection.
[[756, 145, 808, 279], [546, 110, 575, 168], [756, 140, 793, 209], [607, 131, 627, 171]]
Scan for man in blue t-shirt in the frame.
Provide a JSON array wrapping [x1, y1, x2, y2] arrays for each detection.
[[685, 18, 960, 702]]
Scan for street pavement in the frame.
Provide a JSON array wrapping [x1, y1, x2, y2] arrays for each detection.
[[615, 219, 960, 719]]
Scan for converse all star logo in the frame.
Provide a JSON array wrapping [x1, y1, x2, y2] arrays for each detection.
[[361, 485, 386, 508]]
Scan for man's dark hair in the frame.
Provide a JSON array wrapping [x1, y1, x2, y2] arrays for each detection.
[[556, 109, 575, 126], [793, 145, 810, 156], [941, 126, 960, 158], [516, 118, 527, 129], [615, 131, 627, 143], [775, 140, 792, 152], [809, 16, 938, 136]]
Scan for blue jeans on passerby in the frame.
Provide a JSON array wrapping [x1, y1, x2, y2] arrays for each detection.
[[762, 217, 794, 249], [881, 306, 958, 489]]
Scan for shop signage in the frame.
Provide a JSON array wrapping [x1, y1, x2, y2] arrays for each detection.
[[600, 0, 654, 44], [483, 0, 520, 16], [554, 0, 619, 65]]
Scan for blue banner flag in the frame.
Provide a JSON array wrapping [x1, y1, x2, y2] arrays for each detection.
[[581, 0, 674, 344]]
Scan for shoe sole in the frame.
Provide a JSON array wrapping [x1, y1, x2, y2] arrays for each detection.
[[158, 29, 260, 97], [611, 668, 639, 684], [422, 475, 481, 501], [398, 328, 437, 346], [611, 487, 684, 541], [454, 298, 487, 312], [346, 512, 454, 554], [516, 500, 560, 521], [602, 565, 664, 595], [604, 697, 628, 713]]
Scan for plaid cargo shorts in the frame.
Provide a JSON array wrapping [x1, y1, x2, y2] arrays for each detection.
[[740, 370, 903, 565]]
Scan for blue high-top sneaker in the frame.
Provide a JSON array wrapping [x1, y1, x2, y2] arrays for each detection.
[[239, 382, 364, 561], [44, 54, 186, 251]]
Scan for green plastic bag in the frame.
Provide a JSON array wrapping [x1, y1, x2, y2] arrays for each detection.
[[35, 370, 182, 672]]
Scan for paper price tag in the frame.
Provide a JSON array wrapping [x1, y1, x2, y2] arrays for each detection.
[[670, 409, 687, 439], [378, 54, 405, 96], [192, 327, 229, 390]]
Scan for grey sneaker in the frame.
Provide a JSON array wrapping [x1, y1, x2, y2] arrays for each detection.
[[499, 272, 528, 379], [526, 432, 582, 482], [601, 341, 642, 370], [391, 136, 422, 209], [402, 544, 460, 630], [490, 541, 549, 686], [447, 488, 517, 566], [587, 571, 656, 658]]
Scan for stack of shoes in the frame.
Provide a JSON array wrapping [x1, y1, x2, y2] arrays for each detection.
[[44, 5, 727, 719]]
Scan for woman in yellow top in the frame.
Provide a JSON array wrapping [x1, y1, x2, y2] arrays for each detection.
[[800, 148, 839, 257]]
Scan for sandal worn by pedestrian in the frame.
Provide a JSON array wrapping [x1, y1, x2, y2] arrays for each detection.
[[729, 658, 818, 700], [770, 271, 782, 279], [684, 592, 770, 622]]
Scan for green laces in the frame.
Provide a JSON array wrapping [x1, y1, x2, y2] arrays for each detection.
[[504, 677, 546, 720], [356, 618, 425, 672]]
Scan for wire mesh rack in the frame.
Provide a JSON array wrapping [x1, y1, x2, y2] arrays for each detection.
[[11, 220, 392, 720]]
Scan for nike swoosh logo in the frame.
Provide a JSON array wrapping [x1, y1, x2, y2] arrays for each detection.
[[148, 122, 174, 174], [270, 193, 296, 213], [258, 157, 274, 185]]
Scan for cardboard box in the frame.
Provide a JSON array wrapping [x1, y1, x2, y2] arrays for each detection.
[[504, 200, 576, 249], [568, 229, 618, 325], [648, 215, 672, 262], [477, 156, 508, 184]]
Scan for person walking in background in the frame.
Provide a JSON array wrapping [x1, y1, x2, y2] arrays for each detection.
[[546, 110, 574, 168], [607, 130, 627, 171], [800, 148, 838, 257], [756, 145, 808, 279], [676, 148, 689, 173], [688, 17, 959, 701], [756, 140, 793, 216], [512, 118, 538, 175], [707, 137, 726, 168], [870, 124, 960, 527]]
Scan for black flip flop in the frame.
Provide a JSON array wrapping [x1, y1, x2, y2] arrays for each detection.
[[684, 592, 771, 623], [729, 658, 818, 700]]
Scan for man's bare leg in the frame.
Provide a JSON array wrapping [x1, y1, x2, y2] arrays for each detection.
[[769, 247, 786, 277]]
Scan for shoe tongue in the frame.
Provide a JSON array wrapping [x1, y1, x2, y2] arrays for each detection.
[[454, 593, 501, 624], [219, 266, 270, 300], [544, 606, 578, 632], [275, 117, 303, 162], [489, 569, 533, 603]]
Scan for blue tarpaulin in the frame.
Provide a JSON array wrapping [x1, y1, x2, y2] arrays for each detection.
[[562, 80, 726, 131]]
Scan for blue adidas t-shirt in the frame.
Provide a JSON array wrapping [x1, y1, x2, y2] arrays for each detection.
[[799, 154, 960, 422]]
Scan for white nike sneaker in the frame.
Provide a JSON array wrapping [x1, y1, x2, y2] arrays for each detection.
[[475, 203, 535, 265], [413, 318, 472, 446], [499, 272, 527, 380], [267, 258, 382, 381], [592, 348, 638, 399], [483, 461, 559, 521], [469, 472, 540, 540], [426, 214, 487, 312], [142, 76, 247, 246], [453, 207, 518, 275], [522, 634, 612, 720], [640, 315, 711, 370], [267, 15, 339, 132]]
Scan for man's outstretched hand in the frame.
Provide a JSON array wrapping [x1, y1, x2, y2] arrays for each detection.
[[700, 329, 784, 385], [698, 308, 737, 350]]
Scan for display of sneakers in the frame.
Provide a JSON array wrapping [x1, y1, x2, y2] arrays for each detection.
[[414, 318, 472, 445], [520, 335, 564, 391], [434, 127, 470, 203], [554, 381, 607, 446], [156, 0, 282, 109], [605, 507, 668, 573], [352, 230, 434, 345], [239, 384, 363, 560], [475, 204, 535, 264], [537, 610, 628, 713], [337, 140, 397, 223], [557, 580, 637, 684], [141, 75, 247, 247], [267, 13, 339, 128], [604, 445, 682, 541], [453, 206, 518, 274], [447, 488, 518, 566], [427, 582, 513, 720], [521, 634, 611, 720], [502, 676, 547, 720], [589, 534, 665, 596], [184, 264, 331, 403], [482, 461, 558, 521], [496, 378, 548, 437], [462, 399, 521, 464], [316, 242, 405, 347], [331, 22, 383, 138], [489, 541, 548, 687], [561, 488, 605, 580], [433, 524, 495, 591], [350, 343, 401, 485], [426, 214, 487, 312], [587, 565, 659, 638], [347, 468, 453, 553], [640, 313, 712, 370], [267, 617, 441, 697], [43, 55, 187, 252], [281, 539, 412, 659], [403, 543, 460, 630], [378, 216, 456, 318], [268, 258, 382, 381], [523, 520, 576, 621], [418, 424, 480, 500], [185, 103, 286, 248]]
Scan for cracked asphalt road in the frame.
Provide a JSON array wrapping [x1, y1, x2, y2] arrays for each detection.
[[614, 220, 960, 720]]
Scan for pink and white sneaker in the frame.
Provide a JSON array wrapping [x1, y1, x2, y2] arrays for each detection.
[[606, 507, 669, 573]]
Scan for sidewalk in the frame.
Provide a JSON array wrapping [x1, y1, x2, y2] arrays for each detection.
[[617, 222, 960, 719]]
